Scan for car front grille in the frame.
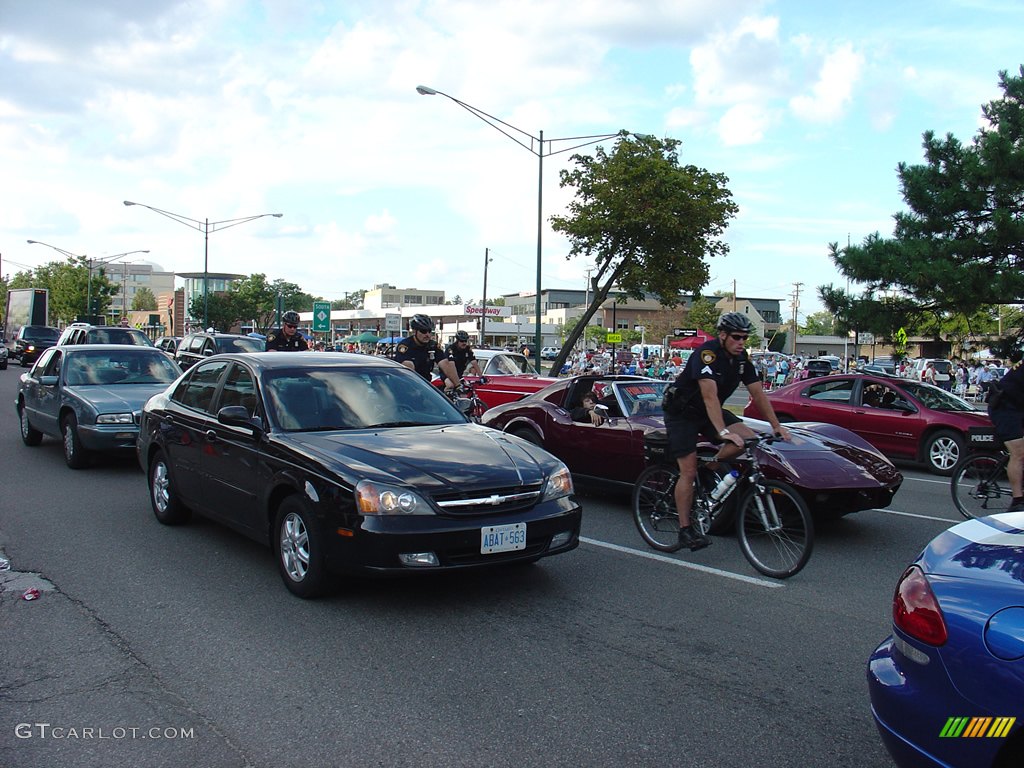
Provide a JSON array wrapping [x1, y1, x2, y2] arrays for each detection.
[[432, 484, 543, 516]]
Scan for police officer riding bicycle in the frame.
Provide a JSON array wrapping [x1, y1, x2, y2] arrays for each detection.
[[394, 314, 460, 386], [988, 343, 1024, 512], [663, 312, 790, 550], [445, 330, 483, 384], [266, 310, 309, 351]]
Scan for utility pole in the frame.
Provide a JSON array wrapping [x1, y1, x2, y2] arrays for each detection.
[[733, 279, 737, 311], [791, 282, 803, 356]]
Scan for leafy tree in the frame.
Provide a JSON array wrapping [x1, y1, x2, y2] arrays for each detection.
[[188, 292, 238, 332], [131, 286, 158, 311], [548, 132, 738, 372], [333, 290, 366, 310], [687, 297, 722, 334], [801, 310, 837, 336], [823, 67, 1024, 342]]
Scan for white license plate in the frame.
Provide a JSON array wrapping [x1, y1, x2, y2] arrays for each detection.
[[480, 523, 527, 554]]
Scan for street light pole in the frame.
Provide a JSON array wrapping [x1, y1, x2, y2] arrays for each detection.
[[123, 201, 283, 329], [481, 248, 493, 347], [416, 85, 618, 360], [27, 240, 148, 321]]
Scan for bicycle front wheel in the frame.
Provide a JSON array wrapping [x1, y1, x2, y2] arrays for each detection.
[[951, 454, 1011, 519], [632, 465, 683, 552], [736, 481, 813, 578]]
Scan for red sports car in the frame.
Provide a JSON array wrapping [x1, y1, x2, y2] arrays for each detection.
[[743, 372, 992, 475], [462, 349, 557, 409], [480, 374, 902, 520]]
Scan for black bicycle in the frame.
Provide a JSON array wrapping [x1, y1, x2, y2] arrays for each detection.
[[444, 380, 487, 424], [950, 429, 1013, 519], [631, 433, 814, 579]]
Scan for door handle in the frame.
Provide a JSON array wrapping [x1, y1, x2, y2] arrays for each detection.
[[205, 430, 218, 442]]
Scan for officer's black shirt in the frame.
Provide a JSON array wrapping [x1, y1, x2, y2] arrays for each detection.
[[445, 343, 477, 378], [265, 328, 309, 351], [395, 335, 446, 379], [993, 360, 1024, 410], [671, 338, 759, 417]]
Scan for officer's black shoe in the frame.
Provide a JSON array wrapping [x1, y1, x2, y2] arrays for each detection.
[[678, 525, 711, 551]]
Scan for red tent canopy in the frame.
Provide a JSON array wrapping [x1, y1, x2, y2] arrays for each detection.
[[669, 331, 713, 349]]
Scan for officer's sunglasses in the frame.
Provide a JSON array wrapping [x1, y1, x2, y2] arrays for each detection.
[[728, 334, 748, 341]]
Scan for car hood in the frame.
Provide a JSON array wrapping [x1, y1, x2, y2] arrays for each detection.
[[743, 417, 902, 488], [66, 383, 172, 411], [280, 423, 554, 490]]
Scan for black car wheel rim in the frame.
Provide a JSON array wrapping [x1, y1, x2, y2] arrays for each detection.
[[280, 512, 310, 582]]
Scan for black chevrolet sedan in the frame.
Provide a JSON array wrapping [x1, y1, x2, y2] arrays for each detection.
[[137, 352, 582, 598]]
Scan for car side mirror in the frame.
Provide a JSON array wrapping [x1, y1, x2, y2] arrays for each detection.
[[40, 375, 59, 386], [217, 405, 262, 431]]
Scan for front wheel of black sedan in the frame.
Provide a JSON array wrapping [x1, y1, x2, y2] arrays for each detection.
[[148, 451, 191, 525], [62, 413, 92, 469], [19, 403, 42, 446], [275, 497, 329, 599]]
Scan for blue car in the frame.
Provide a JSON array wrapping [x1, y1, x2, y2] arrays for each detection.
[[868, 513, 1024, 767]]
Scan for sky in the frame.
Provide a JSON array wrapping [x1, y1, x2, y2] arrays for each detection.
[[2, 0, 1021, 323]]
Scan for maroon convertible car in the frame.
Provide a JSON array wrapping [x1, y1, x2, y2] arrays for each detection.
[[480, 375, 903, 520]]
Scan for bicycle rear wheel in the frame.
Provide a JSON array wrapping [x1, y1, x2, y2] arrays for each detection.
[[632, 465, 683, 552], [736, 481, 813, 578], [950, 454, 1012, 519]]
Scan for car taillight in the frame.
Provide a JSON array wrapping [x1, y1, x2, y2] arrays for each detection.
[[893, 565, 948, 646]]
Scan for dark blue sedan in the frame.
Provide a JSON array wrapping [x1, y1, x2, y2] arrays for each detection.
[[136, 352, 582, 598], [17, 344, 182, 468], [868, 513, 1024, 767]]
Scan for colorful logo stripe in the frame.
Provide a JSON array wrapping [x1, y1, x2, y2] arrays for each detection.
[[940, 717, 1016, 738]]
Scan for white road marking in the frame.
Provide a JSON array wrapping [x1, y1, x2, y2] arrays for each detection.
[[867, 508, 958, 523], [579, 536, 784, 588]]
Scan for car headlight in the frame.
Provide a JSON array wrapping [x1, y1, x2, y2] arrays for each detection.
[[542, 465, 574, 501], [355, 480, 434, 515], [96, 413, 135, 424]]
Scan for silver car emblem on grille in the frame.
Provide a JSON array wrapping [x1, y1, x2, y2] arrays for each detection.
[[486, 494, 503, 505]]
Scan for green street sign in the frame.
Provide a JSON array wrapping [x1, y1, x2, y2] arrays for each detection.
[[312, 301, 331, 333], [606, 333, 623, 343]]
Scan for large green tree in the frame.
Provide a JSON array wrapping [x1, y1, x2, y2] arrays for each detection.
[[6, 257, 117, 325], [823, 67, 1024, 344], [131, 286, 158, 311], [548, 132, 738, 372]]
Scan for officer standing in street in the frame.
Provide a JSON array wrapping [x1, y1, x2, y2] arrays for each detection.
[[395, 314, 459, 384], [266, 310, 309, 351]]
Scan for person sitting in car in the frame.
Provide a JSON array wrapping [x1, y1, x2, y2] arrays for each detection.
[[571, 391, 605, 425]]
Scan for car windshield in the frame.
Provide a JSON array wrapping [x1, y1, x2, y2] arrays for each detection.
[[24, 326, 59, 342], [86, 328, 153, 346], [808, 361, 832, 371], [264, 367, 465, 431], [900, 380, 976, 412], [611, 380, 670, 417], [216, 336, 265, 353], [65, 350, 181, 385], [483, 354, 536, 376]]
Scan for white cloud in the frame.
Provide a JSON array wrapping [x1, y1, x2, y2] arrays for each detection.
[[718, 103, 774, 146], [789, 43, 865, 123]]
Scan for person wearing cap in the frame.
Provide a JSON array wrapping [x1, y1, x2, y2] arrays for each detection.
[[266, 311, 309, 351], [445, 330, 483, 385], [394, 314, 459, 383]]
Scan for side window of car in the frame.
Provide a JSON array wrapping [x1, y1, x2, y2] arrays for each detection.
[[34, 348, 59, 376], [219, 364, 258, 416], [187, 336, 205, 353], [175, 360, 229, 414], [805, 379, 854, 404]]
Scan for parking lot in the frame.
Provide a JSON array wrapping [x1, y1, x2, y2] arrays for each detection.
[[0, 367, 960, 767]]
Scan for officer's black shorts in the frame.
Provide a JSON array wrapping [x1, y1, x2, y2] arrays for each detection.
[[664, 409, 742, 460], [990, 406, 1024, 443]]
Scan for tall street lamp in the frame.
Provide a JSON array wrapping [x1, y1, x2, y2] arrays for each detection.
[[123, 200, 283, 329], [480, 247, 493, 347], [416, 85, 618, 359], [27, 240, 149, 321]]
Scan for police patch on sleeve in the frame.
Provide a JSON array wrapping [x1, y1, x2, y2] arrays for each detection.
[[267, 334, 277, 343], [701, 350, 717, 365], [396, 344, 409, 354]]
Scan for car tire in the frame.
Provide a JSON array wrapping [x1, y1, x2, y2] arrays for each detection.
[[61, 413, 91, 469], [924, 429, 964, 476], [148, 450, 192, 525], [18, 402, 42, 446], [508, 427, 542, 446], [275, 497, 329, 599]]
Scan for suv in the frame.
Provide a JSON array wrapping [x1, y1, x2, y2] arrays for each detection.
[[9, 325, 61, 367], [153, 336, 183, 355], [57, 323, 154, 348], [540, 346, 560, 360], [174, 332, 265, 370]]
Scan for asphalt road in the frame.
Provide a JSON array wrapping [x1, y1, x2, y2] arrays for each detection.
[[0, 364, 964, 768]]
